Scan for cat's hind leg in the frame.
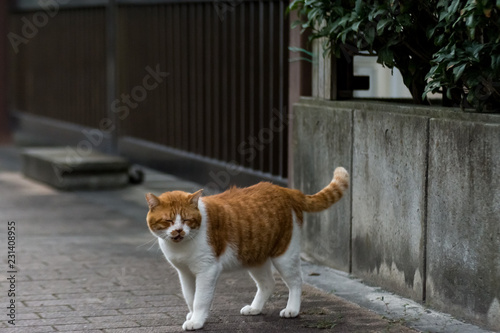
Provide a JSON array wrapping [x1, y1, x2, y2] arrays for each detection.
[[271, 216, 302, 318], [241, 259, 275, 316]]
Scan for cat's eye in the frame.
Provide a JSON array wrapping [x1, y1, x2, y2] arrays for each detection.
[[153, 220, 173, 230]]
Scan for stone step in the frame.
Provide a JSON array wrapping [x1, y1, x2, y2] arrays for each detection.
[[21, 147, 130, 190]]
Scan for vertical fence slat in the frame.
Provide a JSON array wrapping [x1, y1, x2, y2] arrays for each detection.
[[239, 3, 246, 169], [204, 2, 212, 158], [213, 7, 221, 160], [268, 1, 274, 176], [258, 1, 265, 173], [250, 2, 256, 171], [158, 5, 166, 146], [229, 7, 237, 164], [221, 9, 228, 163], [278, 0, 285, 178], [172, 5, 181, 149], [195, 4, 204, 156], [165, 6, 174, 147], [188, 5, 195, 154]]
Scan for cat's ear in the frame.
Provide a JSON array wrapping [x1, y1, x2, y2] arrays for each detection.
[[189, 189, 203, 208], [145, 193, 160, 210]]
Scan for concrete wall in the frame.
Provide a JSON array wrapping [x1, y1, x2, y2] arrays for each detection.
[[291, 98, 500, 331], [351, 110, 428, 301], [292, 104, 352, 271], [426, 118, 500, 330]]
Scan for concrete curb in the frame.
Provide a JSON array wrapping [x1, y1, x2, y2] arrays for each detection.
[[301, 259, 495, 333]]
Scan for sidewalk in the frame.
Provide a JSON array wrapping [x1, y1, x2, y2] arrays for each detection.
[[0, 145, 491, 333]]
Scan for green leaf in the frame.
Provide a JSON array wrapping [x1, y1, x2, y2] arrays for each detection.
[[449, 0, 461, 16], [437, 0, 449, 9], [340, 30, 349, 44], [369, 8, 387, 21], [492, 55, 500, 71], [377, 46, 394, 67], [427, 26, 437, 39], [352, 21, 362, 32], [354, 0, 363, 14], [377, 19, 392, 35], [365, 25, 376, 45], [288, 47, 314, 57], [291, 19, 303, 29], [453, 63, 467, 82]]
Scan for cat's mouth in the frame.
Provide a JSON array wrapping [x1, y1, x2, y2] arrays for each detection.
[[171, 235, 184, 242]]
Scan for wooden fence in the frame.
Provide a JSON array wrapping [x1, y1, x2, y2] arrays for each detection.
[[8, 0, 290, 185]]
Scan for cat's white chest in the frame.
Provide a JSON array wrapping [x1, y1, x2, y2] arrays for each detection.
[[157, 199, 241, 273], [158, 235, 213, 272]]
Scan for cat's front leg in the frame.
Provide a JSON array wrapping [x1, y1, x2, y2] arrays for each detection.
[[177, 269, 195, 320], [182, 267, 220, 331]]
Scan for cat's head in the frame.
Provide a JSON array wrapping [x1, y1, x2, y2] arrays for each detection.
[[145, 189, 203, 243]]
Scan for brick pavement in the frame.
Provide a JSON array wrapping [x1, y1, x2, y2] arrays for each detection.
[[0, 146, 417, 332]]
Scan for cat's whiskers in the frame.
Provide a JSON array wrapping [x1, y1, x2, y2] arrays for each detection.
[[147, 240, 160, 252], [137, 237, 158, 250]]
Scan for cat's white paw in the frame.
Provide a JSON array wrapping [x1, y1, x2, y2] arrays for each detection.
[[280, 308, 299, 318], [240, 305, 262, 315], [182, 319, 204, 331], [186, 312, 193, 320]]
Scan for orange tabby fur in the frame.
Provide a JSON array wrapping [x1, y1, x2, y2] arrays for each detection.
[[145, 167, 349, 330], [147, 168, 349, 266]]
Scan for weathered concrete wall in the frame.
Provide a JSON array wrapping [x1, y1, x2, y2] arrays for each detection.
[[292, 103, 352, 271], [292, 98, 500, 331], [351, 110, 427, 301], [426, 119, 500, 331]]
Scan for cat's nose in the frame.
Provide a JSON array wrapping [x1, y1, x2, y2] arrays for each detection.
[[173, 229, 185, 236]]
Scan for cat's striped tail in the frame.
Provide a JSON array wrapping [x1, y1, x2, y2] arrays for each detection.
[[303, 167, 349, 212]]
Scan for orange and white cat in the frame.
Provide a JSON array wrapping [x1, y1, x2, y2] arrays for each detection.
[[145, 167, 349, 331]]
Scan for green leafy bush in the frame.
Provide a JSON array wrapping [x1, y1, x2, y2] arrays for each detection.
[[289, 0, 500, 112]]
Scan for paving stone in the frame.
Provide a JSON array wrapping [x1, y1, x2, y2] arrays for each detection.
[[14, 317, 89, 327], [38, 309, 121, 319], [60, 331, 103, 333], [54, 322, 141, 331], [14, 313, 41, 320], [17, 305, 74, 313], [0, 326, 56, 333], [104, 327, 182, 333], [23, 298, 103, 307], [54, 291, 134, 300], [12, 294, 58, 302], [117, 306, 177, 315]]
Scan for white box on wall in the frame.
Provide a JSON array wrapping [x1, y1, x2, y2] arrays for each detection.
[[353, 56, 412, 99]]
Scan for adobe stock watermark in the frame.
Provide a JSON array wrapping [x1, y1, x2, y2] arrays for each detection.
[[52, 64, 169, 181], [213, 0, 244, 21], [8, 0, 70, 54], [204, 107, 290, 193]]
